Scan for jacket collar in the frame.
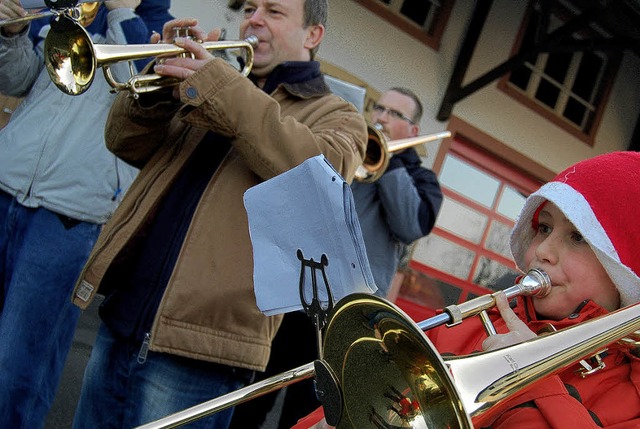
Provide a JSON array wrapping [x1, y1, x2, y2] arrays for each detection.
[[515, 296, 609, 332], [252, 61, 330, 97]]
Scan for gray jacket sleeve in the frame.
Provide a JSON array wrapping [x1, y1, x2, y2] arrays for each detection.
[[0, 29, 42, 97], [376, 148, 443, 244]]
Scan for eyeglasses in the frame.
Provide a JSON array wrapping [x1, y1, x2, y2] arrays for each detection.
[[372, 103, 415, 124]]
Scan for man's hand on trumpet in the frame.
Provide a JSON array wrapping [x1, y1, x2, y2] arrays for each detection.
[[151, 17, 225, 98], [0, 0, 29, 36]]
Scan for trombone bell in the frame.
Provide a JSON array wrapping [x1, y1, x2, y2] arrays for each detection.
[[323, 293, 640, 428]]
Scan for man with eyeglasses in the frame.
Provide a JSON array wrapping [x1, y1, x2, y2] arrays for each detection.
[[353, 87, 443, 298]]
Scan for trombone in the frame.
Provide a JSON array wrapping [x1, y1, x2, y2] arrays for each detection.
[[356, 124, 451, 183], [42, 14, 257, 97], [131, 269, 640, 429]]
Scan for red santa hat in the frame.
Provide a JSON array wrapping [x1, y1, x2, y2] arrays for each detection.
[[510, 151, 640, 308]]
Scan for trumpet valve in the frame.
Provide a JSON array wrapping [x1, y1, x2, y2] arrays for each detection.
[[172, 27, 196, 59]]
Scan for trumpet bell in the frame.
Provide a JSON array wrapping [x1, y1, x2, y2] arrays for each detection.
[[355, 124, 389, 183], [355, 124, 452, 183], [0, 1, 99, 29], [44, 14, 97, 95], [77, 2, 100, 27]]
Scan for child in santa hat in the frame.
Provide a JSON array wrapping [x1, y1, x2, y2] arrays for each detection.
[[293, 151, 640, 429]]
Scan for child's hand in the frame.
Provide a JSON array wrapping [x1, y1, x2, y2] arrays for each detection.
[[482, 292, 536, 351]]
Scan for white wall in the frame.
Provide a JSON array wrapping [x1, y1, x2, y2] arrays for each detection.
[[169, 0, 640, 174]]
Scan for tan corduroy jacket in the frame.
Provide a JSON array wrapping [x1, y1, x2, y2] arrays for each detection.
[[72, 58, 367, 371]]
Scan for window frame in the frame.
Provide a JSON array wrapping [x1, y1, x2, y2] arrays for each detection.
[[351, 0, 455, 50], [497, 0, 620, 145], [394, 116, 554, 321]]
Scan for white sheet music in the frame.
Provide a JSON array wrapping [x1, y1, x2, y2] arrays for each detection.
[[244, 155, 377, 316]]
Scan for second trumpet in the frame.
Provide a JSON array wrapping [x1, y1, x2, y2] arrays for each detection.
[[356, 123, 452, 182], [44, 14, 258, 96]]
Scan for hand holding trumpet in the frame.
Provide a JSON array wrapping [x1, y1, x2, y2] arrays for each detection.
[[151, 18, 225, 98]]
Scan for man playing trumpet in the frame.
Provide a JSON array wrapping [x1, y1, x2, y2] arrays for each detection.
[[69, 1, 367, 428]]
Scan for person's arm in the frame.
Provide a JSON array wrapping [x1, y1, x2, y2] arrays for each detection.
[[156, 37, 366, 181], [106, 17, 366, 178], [375, 148, 443, 244], [101, 0, 149, 79], [0, 0, 41, 96], [104, 87, 180, 168]]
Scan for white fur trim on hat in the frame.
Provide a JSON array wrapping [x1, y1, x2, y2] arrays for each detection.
[[510, 181, 640, 308]]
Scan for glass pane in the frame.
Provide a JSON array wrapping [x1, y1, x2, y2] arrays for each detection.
[[509, 66, 532, 91], [573, 52, 603, 101], [472, 257, 519, 290], [400, 0, 431, 26], [439, 155, 500, 208], [484, 220, 513, 259], [544, 52, 571, 83], [436, 198, 488, 244], [563, 97, 588, 128], [535, 78, 560, 109], [412, 235, 475, 280], [398, 269, 462, 310], [496, 186, 526, 221]]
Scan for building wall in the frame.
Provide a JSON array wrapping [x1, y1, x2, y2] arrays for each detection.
[[169, 0, 640, 175]]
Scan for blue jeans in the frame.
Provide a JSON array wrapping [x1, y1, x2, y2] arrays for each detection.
[[73, 323, 255, 429], [0, 191, 100, 429]]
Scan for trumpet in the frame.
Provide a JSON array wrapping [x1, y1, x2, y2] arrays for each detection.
[[43, 14, 257, 97], [0, 1, 99, 28], [138, 269, 640, 429], [356, 124, 451, 183]]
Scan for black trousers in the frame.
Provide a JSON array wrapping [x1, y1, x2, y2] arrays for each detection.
[[229, 311, 320, 429]]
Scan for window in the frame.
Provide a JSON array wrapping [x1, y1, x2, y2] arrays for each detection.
[[499, 1, 620, 144], [394, 125, 548, 323], [352, 0, 455, 50], [404, 152, 530, 303]]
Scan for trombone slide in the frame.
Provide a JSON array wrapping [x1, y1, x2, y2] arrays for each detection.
[[417, 268, 551, 331], [135, 363, 315, 429], [386, 130, 452, 153], [132, 270, 553, 428]]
